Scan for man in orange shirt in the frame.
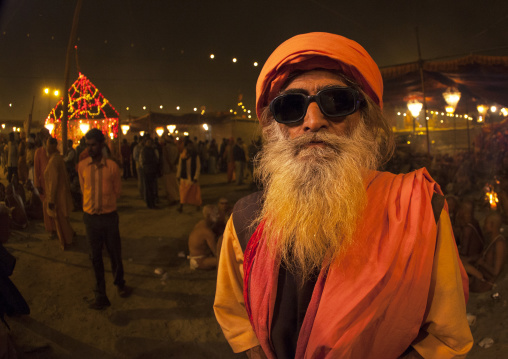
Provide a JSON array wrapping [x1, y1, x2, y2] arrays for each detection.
[[78, 129, 131, 310], [214, 33, 473, 359]]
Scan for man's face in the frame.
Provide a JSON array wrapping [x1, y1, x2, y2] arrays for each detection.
[[86, 138, 103, 159], [277, 70, 361, 141], [218, 199, 229, 212]]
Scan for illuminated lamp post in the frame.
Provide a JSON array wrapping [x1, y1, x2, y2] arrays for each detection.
[[407, 99, 423, 134], [167, 125, 176, 134], [121, 125, 130, 135], [477, 104, 487, 123], [443, 88, 461, 153]]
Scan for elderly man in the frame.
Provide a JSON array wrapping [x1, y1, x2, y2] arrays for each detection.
[[214, 33, 473, 359], [34, 128, 56, 238], [45, 137, 75, 250]]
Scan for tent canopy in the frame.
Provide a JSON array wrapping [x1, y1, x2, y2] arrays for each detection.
[[381, 55, 508, 113]]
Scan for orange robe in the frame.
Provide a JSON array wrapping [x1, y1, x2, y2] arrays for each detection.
[[214, 169, 473, 358], [44, 153, 74, 249], [34, 147, 55, 233]]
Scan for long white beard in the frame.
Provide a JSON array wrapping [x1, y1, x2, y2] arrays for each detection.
[[255, 119, 380, 278]]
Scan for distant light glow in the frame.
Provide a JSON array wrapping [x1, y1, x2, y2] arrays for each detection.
[[159, 105, 163, 109], [232, 58, 237, 63], [79, 123, 90, 134], [143, 106, 147, 110], [203, 123, 209, 131], [139, 131, 145, 136], [156, 127, 164, 137], [477, 105, 487, 115], [1, 124, 4, 129], [109, 132, 114, 140], [44, 88, 49, 94], [176, 106, 180, 110], [501, 108, 508, 116], [193, 108, 197, 111], [54, 90, 59, 97], [45, 123, 55, 134], [126, 107, 130, 111], [210, 54, 215, 59], [253, 62, 258, 67], [9, 103, 12, 107], [183, 132, 189, 136], [167, 125, 176, 134], [121, 125, 130, 135], [491, 106, 497, 113], [407, 99, 422, 118]]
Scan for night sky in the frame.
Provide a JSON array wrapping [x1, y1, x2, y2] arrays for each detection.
[[1, 0, 507, 124]]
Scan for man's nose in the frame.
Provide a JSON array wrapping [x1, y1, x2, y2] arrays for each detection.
[[303, 102, 328, 132]]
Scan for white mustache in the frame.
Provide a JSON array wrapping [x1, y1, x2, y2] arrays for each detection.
[[291, 132, 344, 153]]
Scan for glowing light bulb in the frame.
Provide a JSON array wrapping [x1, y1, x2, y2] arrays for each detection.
[[79, 123, 90, 134], [210, 54, 215, 59], [45, 123, 55, 134], [203, 123, 209, 131], [232, 58, 237, 63]]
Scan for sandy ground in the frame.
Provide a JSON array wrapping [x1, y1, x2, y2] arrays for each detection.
[[1, 171, 507, 358]]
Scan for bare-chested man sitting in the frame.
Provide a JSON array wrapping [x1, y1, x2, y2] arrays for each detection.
[[463, 211, 507, 292], [188, 205, 220, 270]]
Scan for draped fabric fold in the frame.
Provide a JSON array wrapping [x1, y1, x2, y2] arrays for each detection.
[[243, 168, 461, 359]]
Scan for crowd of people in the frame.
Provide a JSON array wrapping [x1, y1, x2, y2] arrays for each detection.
[[1, 34, 507, 358]]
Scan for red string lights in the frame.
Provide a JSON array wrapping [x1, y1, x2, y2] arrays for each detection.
[[44, 73, 119, 142]]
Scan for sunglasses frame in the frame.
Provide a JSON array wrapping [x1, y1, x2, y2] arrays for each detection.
[[269, 86, 364, 124]]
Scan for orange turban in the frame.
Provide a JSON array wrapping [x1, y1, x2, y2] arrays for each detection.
[[255, 32, 383, 119]]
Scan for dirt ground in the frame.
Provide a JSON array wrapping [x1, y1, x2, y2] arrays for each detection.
[[1, 171, 507, 358]]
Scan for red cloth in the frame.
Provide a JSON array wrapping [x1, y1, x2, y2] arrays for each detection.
[[243, 168, 468, 359], [255, 32, 384, 120]]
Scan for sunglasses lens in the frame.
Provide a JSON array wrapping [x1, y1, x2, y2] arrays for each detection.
[[319, 88, 357, 117], [271, 94, 306, 123]]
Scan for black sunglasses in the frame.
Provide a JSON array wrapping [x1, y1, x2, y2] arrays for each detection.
[[269, 86, 364, 124]]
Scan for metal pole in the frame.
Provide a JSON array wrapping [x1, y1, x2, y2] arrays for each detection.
[[415, 27, 430, 155], [62, 0, 83, 154]]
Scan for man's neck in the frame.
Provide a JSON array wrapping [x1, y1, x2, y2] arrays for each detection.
[[91, 154, 103, 164]]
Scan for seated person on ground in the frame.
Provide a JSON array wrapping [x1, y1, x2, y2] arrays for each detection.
[[4, 183, 28, 230], [24, 180, 44, 220], [10, 174, 26, 205], [463, 211, 507, 292], [188, 205, 220, 270], [456, 200, 484, 261]]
